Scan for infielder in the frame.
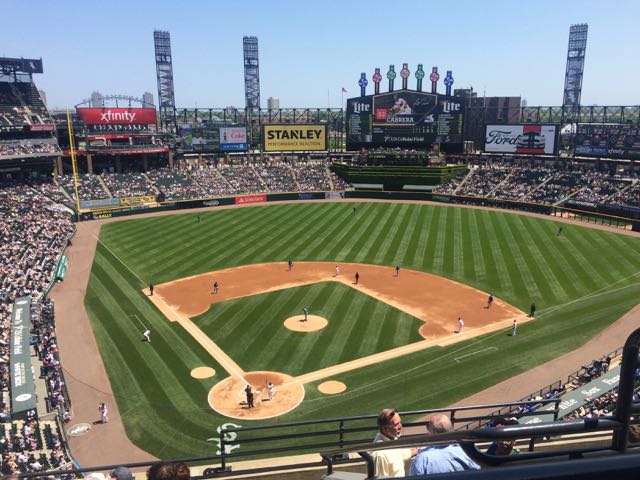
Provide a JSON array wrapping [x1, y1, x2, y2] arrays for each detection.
[[335, 265, 340, 277], [288, 259, 293, 271], [487, 294, 494, 308], [267, 381, 275, 401], [213, 281, 219, 294], [395, 265, 400, 276], [511, 319, 518, 336], [458, 317, 464, 333]]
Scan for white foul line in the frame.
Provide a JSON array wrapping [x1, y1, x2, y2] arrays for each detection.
[[454, 346, 497, 363]]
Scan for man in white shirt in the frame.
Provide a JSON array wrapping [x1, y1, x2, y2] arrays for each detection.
[[372, 408, 416, 477]]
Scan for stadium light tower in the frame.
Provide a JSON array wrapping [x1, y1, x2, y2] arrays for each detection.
[[243, 36, 261, 111], [562, 24, 588, 114], [153, 30, 177, 132]]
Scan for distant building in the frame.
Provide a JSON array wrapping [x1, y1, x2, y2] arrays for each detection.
[[38, 89, 47, 108], [268, 96, 280, 110], [143, 91, 154, 107], [90, 91, 105, 108]]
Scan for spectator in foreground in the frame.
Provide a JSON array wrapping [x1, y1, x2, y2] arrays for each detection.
[[486, 418, 520, 456], [372, 408, 416, 478], [410, 413, 481, 475], [147, 462, 176, 480]]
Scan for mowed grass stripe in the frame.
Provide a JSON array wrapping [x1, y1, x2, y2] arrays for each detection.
[[520, 215, 589, 302], [581, 228, 639, 279], [341, 203, 395, 262], [490, 213, 540, 302], [313, 203, 376, 260], [374, 204, 412, 264], [411, 206, 434, 268], [562, 225, 614, 286], [425, 207, 444, 272], [300, 204, 362, 259], [354, 203, 403, 264], [476, 211, 512, 299], [451, 207, 466, 280], [464, 208, 486, 286], [506, 215, 561, 304], [382, 202, 420, 266], [441, 207, 456, 277], [518, 216, 578, 301], [325, 203, 382, 260], [242, 203, 327, 260]]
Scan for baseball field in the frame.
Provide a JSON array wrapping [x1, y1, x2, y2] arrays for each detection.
[[84, 201, 640, 458]]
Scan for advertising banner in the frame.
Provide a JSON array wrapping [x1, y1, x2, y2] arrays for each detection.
[[574, 124, 640, 159], [263, 125, 327, 152], [77, 108, 157, 125], [220, 127, 248, 152], [119, 195, 156, 206], [484, 124, 557, 155], [325, 191, 345, 199], [80, 198, 120, 210], [10, 297, 37, 417], [235, 194, 267, 205], [346, 91, 464, 150]]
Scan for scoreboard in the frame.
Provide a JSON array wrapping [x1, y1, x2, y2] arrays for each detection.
[[346, 90, 464, 150]]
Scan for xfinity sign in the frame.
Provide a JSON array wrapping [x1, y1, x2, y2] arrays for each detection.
[[77, 108, 157, 126]]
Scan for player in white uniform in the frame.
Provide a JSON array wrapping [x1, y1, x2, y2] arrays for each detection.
[[458, 317, 464, 333]]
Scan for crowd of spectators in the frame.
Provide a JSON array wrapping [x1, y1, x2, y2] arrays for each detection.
[[569, 175, 627, 204], [0, 184, 75, 304], [609, 181, 640, 208], [491, 167, 551, 201], [0, 183, 74, 474], [34, 300, 70, 417], [257, 163, 297, 192], [189, 166, 236, 197], [217, 164, 265, 194], [526, 171, 580, 204], [101, 172, 157, 198], [0, 143, 59, 158], [145, 168, 205, 201], [455, 163, 512, 197], [57, 174, 109, 202], [294, 161, 333, 191]]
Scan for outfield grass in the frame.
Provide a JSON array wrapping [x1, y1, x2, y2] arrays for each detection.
[[85, 202, 640, 457]]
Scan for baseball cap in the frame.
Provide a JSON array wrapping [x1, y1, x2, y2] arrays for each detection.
[[111, 466, 133, 480]]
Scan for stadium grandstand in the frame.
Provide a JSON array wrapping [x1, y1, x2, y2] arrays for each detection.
[[2, 16, 640, 479]]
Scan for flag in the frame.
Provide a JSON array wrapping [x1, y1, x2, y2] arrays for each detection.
[[341, 87, 348, 93]]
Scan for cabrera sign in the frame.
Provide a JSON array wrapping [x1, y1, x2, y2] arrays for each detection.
[[263, 124, 327, 152]]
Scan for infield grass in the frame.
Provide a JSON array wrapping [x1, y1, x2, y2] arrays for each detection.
[[85, 202, 640, 457]]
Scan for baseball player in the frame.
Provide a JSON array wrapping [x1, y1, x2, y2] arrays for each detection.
[[511, 319, 518, 336], [149, 284, 154, 296], [395, 265, 400, 277], [302, 307, 309, 322], [213, 281, 219, 294], [288, 259, 293, 271], [267, 381, 275, 401], [529, 303, 536, 318], [335, 265, 340, 277], [99, 403, 108, 424], [487, 294, 494, 309], [458, 317, 464, 333], [355, 272, 360, 284], [143, 329, 151, 342]]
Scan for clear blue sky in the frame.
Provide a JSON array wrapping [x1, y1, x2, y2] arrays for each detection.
[[2, 0, 638, 110]]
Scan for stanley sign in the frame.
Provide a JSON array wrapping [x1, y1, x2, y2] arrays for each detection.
[[263, 124, 327, 152]]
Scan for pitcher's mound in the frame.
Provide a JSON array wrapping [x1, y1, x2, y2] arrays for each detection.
[[284, 315, 328, 332], [208, 371, 305, 420], [318, 381, 346, 394]]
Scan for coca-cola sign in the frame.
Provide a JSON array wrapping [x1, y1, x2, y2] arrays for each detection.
[[484, 124, 557, 155]]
